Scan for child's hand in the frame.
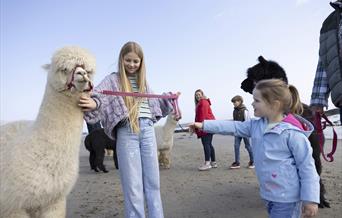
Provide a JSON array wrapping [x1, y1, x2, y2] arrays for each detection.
[[188, 122, 203, 133], [78, 94, 97, 111], [302, 203, 318, 218]]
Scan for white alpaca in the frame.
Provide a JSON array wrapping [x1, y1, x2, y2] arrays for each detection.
[[0, 46, 96, 218], [155, 114, 179, 169]]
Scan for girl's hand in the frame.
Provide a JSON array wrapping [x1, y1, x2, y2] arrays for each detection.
[[188, 122, 203, 133], [78, 94, 97, 111], [302, 203, 318, 218]]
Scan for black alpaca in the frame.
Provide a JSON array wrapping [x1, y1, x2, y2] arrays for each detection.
[[240, 56, 330, 208], [84, 128, 118, 173]]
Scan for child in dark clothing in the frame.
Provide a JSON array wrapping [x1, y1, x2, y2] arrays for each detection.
[[230, 95, 254, 169]]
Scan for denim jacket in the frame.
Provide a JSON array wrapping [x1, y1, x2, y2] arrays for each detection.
[[84, 72, 173, 139], [203, 114, 320, 203]]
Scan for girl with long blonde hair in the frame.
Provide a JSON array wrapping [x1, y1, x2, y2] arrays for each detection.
[[80, 41, 179, 218]]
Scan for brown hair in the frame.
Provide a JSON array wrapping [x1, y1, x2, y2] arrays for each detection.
[[194, 89, 207, 106], [255, 79, 303, 114], [118, 41, 147, 133], [231, 95, 243, 103]]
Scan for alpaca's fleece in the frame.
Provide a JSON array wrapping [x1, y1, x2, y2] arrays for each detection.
[[0, 46, 96, 218], [156, 114, 179, 169]]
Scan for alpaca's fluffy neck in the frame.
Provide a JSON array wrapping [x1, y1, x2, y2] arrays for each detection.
[[162, 115, 177, 141], [34, 83, 83, 149]]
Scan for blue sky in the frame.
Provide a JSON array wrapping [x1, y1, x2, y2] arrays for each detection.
[[0, 0, 334, 127]]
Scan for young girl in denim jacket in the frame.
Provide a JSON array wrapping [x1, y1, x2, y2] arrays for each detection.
[[190, 79, 319, 218], [79, 41, 179, 218]]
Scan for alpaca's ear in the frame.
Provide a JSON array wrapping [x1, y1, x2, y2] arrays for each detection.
[[241, 78, 254, 94], [42, 64, 51, 71], [258, 56, 267, 65]]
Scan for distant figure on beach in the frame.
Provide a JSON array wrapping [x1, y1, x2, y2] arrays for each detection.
[[230, 95, 254, 169], [194, 89, 217, 171], [79, 41, 180, 218], [310, 0, 342, 124], [190, 79, 320, 218]]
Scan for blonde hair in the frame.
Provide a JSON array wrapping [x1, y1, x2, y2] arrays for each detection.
[[118, 41, 147, 133], [255, 79, 303, 115]]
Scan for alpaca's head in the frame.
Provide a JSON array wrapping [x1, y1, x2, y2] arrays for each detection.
[[241, 56, 288, 94], [43, 46, 96, 94]]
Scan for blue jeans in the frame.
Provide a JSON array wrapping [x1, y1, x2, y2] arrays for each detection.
[[116, 118, 164, 218], [264, 200, 302, 218], [201, 133, 215, 162], [234, 136, 253, 164]]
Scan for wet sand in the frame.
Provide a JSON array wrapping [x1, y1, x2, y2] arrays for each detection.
[[67, 134, 342, 218]]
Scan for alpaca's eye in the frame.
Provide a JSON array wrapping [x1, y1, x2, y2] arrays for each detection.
[[61, 68, 68, 74]]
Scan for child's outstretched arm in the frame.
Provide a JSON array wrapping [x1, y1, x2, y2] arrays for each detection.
[[188, 122, 203, 133], [190, 120, 252, 137]]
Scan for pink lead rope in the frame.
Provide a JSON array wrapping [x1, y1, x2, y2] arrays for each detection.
[[97, 90, 181, 119], [313, 112, 338, 162]]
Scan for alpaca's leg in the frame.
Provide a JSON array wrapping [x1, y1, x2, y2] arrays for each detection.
[[159, 151, 170, 169], [302, 106, 330, 208], [89, 150, 96, 170], [95, 148, 108, 173], [309, 132, 330, 208], [39, 198, 66, 218], [158, 151, 165, 167], [164, 149, 171, 169], [113, 146, 119, 169]]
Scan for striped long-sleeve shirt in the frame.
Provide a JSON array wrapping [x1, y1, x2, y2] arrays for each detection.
[[128, 75, 152, 119]]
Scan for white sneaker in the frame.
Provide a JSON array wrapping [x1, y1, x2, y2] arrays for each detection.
[[247, 161, 255, 169], [210, 161, 218, 168], [198, 163, 212, 171]]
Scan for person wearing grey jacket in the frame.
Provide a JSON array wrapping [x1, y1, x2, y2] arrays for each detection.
[[310, 0, 342, 124]]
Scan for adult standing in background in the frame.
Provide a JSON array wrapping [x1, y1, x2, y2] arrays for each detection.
[[194, 89, 217, 171], [310, 0, 342, 124]]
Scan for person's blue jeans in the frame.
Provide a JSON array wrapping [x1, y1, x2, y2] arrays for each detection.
[[201, 133, 215, 162], [116, 118, 164, 218], [234, 136, 253, 164], [264, 200, 302, 218]]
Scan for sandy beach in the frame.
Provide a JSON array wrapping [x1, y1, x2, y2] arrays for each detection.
[[67, 133, 342, 218]]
